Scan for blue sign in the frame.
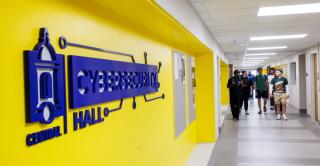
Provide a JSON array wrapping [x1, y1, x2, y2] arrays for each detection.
[[68, 55, 159, 108], [24, 28, 66, 124], [24, 28, 164, 146]]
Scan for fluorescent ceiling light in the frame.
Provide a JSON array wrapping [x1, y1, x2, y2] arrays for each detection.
[[258, 3, 320, 16], [247, 46, 287, 50], [243, 60, 266, 62], [243, 59, 264, 63], [250, 34, 308, 41], [245, 53, 277, 56], [244, 57, 270, 60]]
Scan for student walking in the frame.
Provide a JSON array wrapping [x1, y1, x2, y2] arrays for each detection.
[[255, 68, 268, 114], [240, 71, 252, 115], [227, 70, 242, 120], [268, 68, 275, 111], [269, 69, 289, 120], [248, 71, 255, 100]]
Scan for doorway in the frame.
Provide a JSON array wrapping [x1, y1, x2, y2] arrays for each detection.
[[312, 53, 318, 121], [298, 54, 307, 112]]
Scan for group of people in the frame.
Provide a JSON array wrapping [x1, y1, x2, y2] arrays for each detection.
[[227, 67, 289, 121]]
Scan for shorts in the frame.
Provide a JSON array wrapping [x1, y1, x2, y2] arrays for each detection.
[[273, 92, 287, 105], [256, 90, 268, 99]]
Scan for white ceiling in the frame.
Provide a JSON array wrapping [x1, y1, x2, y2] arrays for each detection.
[[189, 0, 320, 68]]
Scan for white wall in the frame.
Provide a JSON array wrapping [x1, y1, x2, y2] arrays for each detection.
[[266, 44, 320, 118], [305, 45, 320, 119], [156, 0, 229, 63], [156, 0, 230, 140], [266, 53, 305, 110]]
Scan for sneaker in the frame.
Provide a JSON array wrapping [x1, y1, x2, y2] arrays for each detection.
[[245, 111, 249, 115], [277, 114, 281, 120], [263, 107, 267, 113], [258, 111, 262, 114], [270, 106, 274, 110], [283, 114, 288, 121]]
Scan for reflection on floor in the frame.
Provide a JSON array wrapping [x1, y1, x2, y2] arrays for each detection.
[[208, 100, 320, 166]]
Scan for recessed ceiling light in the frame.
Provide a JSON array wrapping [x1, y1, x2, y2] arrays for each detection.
[[258, 3, 320, 16], [243, 59, 265, 61], [244, 60, 267, 62], [244, 57, 270, 60], [245, 53, 277, 56], [247, 46, 287, 50], [250, 34, 308, 41]]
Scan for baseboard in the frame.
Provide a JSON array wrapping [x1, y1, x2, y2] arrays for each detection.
[[299, 109, 307, 114], [185, 143, 216, 166]]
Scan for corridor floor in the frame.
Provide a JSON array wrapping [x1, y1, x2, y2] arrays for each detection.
[[208, 100, 320, 166]]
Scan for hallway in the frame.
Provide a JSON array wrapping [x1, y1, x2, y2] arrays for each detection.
[[208, 100, 320, 166]]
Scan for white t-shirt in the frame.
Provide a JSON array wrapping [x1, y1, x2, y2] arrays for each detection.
[[268, 75, 274, 86]]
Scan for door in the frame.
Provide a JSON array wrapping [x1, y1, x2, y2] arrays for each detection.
[[312, 53, 318, 121]]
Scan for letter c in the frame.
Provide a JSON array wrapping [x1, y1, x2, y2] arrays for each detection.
[[77, 70, 89, 95]]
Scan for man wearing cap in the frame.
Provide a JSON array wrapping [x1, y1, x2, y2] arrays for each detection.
[[227, 70, 242, 120]]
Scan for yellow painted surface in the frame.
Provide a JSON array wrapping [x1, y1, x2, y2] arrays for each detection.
[[0, 0, 216, 166], [220, 60, 229, 105], [195, 53, 216, 142], [262, 68, 268, 75]]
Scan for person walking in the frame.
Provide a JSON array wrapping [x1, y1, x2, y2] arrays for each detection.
[[255, 68, 268, 114], [227, 70, 242, 120], [248, 71, 255, 100], [268, 68, 275, 111], [240, 71, 252, 115], [269, 69, 289, 120]]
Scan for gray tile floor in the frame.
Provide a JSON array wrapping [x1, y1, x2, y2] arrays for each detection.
[[208, 100, 320, 166]]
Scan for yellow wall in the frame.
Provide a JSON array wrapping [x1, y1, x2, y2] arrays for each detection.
[[262, 68, 268, 75], [195, 53, 216, 142], [220, 61, 229, 105], [0, 0, 217, 166]]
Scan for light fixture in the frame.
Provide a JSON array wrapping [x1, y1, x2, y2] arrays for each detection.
[[243, 58, 266, 62], [245, 53, 277, 56], [243, 60, 267, 62], [247, 46, 287, 50], [258, 3, 320, 16], [244, 56, 270, 59], [244, 58, 269, 60], [250, 34, 308, 41]]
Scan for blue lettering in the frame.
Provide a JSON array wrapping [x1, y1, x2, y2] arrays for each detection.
[[73, 111, 85, 131], [26, 126, 61, 146], [84, 109, 92, 126], [88, 70, 99, 93], [77, 70, 90, 95], [73, 107, 105, 131]]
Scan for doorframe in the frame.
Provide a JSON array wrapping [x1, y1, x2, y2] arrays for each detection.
[[311, 53, 318, 121], [308, 46, 320, 122]]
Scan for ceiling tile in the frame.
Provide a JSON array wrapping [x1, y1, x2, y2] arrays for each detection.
[[188, 0, 320, 64]]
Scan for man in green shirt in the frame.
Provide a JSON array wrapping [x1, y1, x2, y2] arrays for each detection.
[[269, 69, 289, 120], [255, 68, 268, 114]]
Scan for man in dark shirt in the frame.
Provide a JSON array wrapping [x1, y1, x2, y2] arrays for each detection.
[[240, 71, 252, 115], [227, 70, 242, 120]]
